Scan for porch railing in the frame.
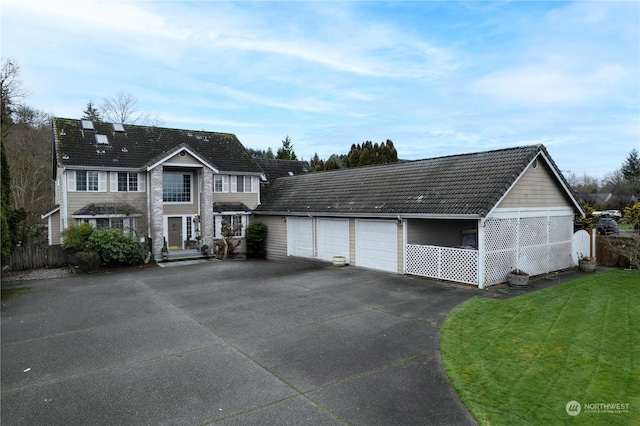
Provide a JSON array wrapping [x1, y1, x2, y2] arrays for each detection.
[[406, 244, 478, 285]]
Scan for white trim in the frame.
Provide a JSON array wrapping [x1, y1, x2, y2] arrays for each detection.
[[146, 146, 218, 172], [489, 206, 574, 219], [41, 206, 60, 219], [477, 218, 486, 289]]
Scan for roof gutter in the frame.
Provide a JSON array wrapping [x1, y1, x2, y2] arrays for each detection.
[[252, 211, 482, 220]]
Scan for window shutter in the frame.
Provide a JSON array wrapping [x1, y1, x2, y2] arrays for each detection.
[[110, 172, 118, 192], [230, 176, 237, 193], [98, 171, 107, 192], [67, 171, 76, 192], [138, 173, 145, 192]]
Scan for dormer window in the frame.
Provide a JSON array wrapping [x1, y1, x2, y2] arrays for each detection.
[[81, 120, 95, 130]]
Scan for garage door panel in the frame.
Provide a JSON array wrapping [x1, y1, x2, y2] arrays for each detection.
[[287, 218, 313, 258], [356, 220, 397, 273], [317, 219, 349, 263]]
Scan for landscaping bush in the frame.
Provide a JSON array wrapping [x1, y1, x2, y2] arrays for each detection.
[[74, 251, 101, 273], [60, 223, 95, 251], [86, 228, 145, 265], [246, 221, 267, 259]]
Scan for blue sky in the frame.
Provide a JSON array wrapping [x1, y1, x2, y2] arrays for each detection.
[[2, 0, 639, 178]]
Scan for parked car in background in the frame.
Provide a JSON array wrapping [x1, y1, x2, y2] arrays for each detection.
[[597, 217, 619, 235]]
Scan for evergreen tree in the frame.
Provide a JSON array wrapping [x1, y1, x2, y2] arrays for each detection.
[[81, 100, 102, 122], [621, 149, 640, 182], [276, 135, 297, 160]]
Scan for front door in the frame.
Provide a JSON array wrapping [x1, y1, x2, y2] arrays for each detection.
[[168, 217, 182, 248]]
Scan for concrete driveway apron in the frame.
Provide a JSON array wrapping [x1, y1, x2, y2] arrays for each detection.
[[1, 259, 494, 425]]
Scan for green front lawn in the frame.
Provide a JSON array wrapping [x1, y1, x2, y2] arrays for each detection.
[[441, 270, 639, 425]]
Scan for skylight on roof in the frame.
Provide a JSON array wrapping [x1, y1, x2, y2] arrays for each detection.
[[81, 120, 95, 130], [112, 123, 125, 132], [95, 134, 109, 144]]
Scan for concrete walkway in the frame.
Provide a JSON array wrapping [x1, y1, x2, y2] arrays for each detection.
[[1, 260, 572, 425]]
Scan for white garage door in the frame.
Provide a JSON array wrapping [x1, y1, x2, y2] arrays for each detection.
[[355, 220, 398, 273], [287, 217, 314, 258], [317, 218, 350, 263]]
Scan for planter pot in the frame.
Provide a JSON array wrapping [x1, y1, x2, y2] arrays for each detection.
[[579, 260, 596, 272], [507, 272, 529, 287], [332, 256, 346, 267]]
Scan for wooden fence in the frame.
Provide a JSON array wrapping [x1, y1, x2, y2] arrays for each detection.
[[7, 244, 68, 271], [596, 235, 635, 267]]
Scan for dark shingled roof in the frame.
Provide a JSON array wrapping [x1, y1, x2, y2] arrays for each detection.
[[53, 118, 262, 173], [254, 159, 309, 182], [72, 203, 142, 216], [256, 145, 570, 217], [213, 202, 250, 212]]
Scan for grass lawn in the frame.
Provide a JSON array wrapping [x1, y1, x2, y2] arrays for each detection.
[[441, 270, 639, 425]]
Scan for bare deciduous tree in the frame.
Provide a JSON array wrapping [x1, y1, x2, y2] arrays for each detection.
[[100, 91, 163, 126]]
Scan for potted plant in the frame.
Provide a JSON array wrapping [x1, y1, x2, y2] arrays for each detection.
[[507, 269, 529, 287], [201, 244, 209, 256], [578, 253, 597, 272]]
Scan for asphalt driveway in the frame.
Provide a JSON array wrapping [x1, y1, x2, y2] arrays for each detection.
[[1, 259, 501, 425]]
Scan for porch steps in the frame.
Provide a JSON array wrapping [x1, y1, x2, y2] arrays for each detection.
[[161, 250, 213, 263]]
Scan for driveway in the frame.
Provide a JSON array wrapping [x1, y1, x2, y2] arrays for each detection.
[[1, 259, 500, 425]]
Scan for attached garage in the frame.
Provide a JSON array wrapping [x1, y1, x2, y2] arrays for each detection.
[[287, 217, 313, 258], [317, 218, 350, 263], [355, 220, 398, 273]]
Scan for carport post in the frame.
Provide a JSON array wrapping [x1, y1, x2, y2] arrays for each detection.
[[478, 218, 486, 289]]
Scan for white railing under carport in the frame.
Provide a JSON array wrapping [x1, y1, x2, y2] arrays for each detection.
[[406, 244, 479, 285]]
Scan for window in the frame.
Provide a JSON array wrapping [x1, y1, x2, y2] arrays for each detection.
[[163, 173, 191, 202], [216, 215, 245, 237], [117, 173, 138, 192], [76, 171, 99, 191], [80, 217, 136, 236], [231, 176, 256, 193], [214, 175, 228, 193]]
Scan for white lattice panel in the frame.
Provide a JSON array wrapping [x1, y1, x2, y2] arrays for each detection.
[[441, 247, 478, 284], [485, 218, 517, 251], [406, 244, 478, 285], [549, 216, 573, 243], [406, 244, 439, 278], [482, 213, 574, 287], [549, 241, 573, 271], [519, 217, 547, 247], [484, 250, 517, 286]]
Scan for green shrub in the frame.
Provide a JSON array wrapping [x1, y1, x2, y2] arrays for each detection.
[[61, 223, 95, 251], [74, 251, 101, 273], [86, 228, 144, 265], [246, 221, 267, 259]]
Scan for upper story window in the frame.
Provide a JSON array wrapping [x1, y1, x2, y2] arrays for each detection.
[[110, 172, 144, 192], [231, 176, 257, 193], [68, 170, 106, 192], [163, 173, 191, 203], [118, 172, 138, 192], [214, 175, 229, 193], [76, 170, 99, 191]]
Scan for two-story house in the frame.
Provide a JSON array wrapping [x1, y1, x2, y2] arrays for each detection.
[[43, 118, 263, 260]]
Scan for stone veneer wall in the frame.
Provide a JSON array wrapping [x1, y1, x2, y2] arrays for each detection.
[[149, 166, 164, 256], [201, 168, 214, 249]]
